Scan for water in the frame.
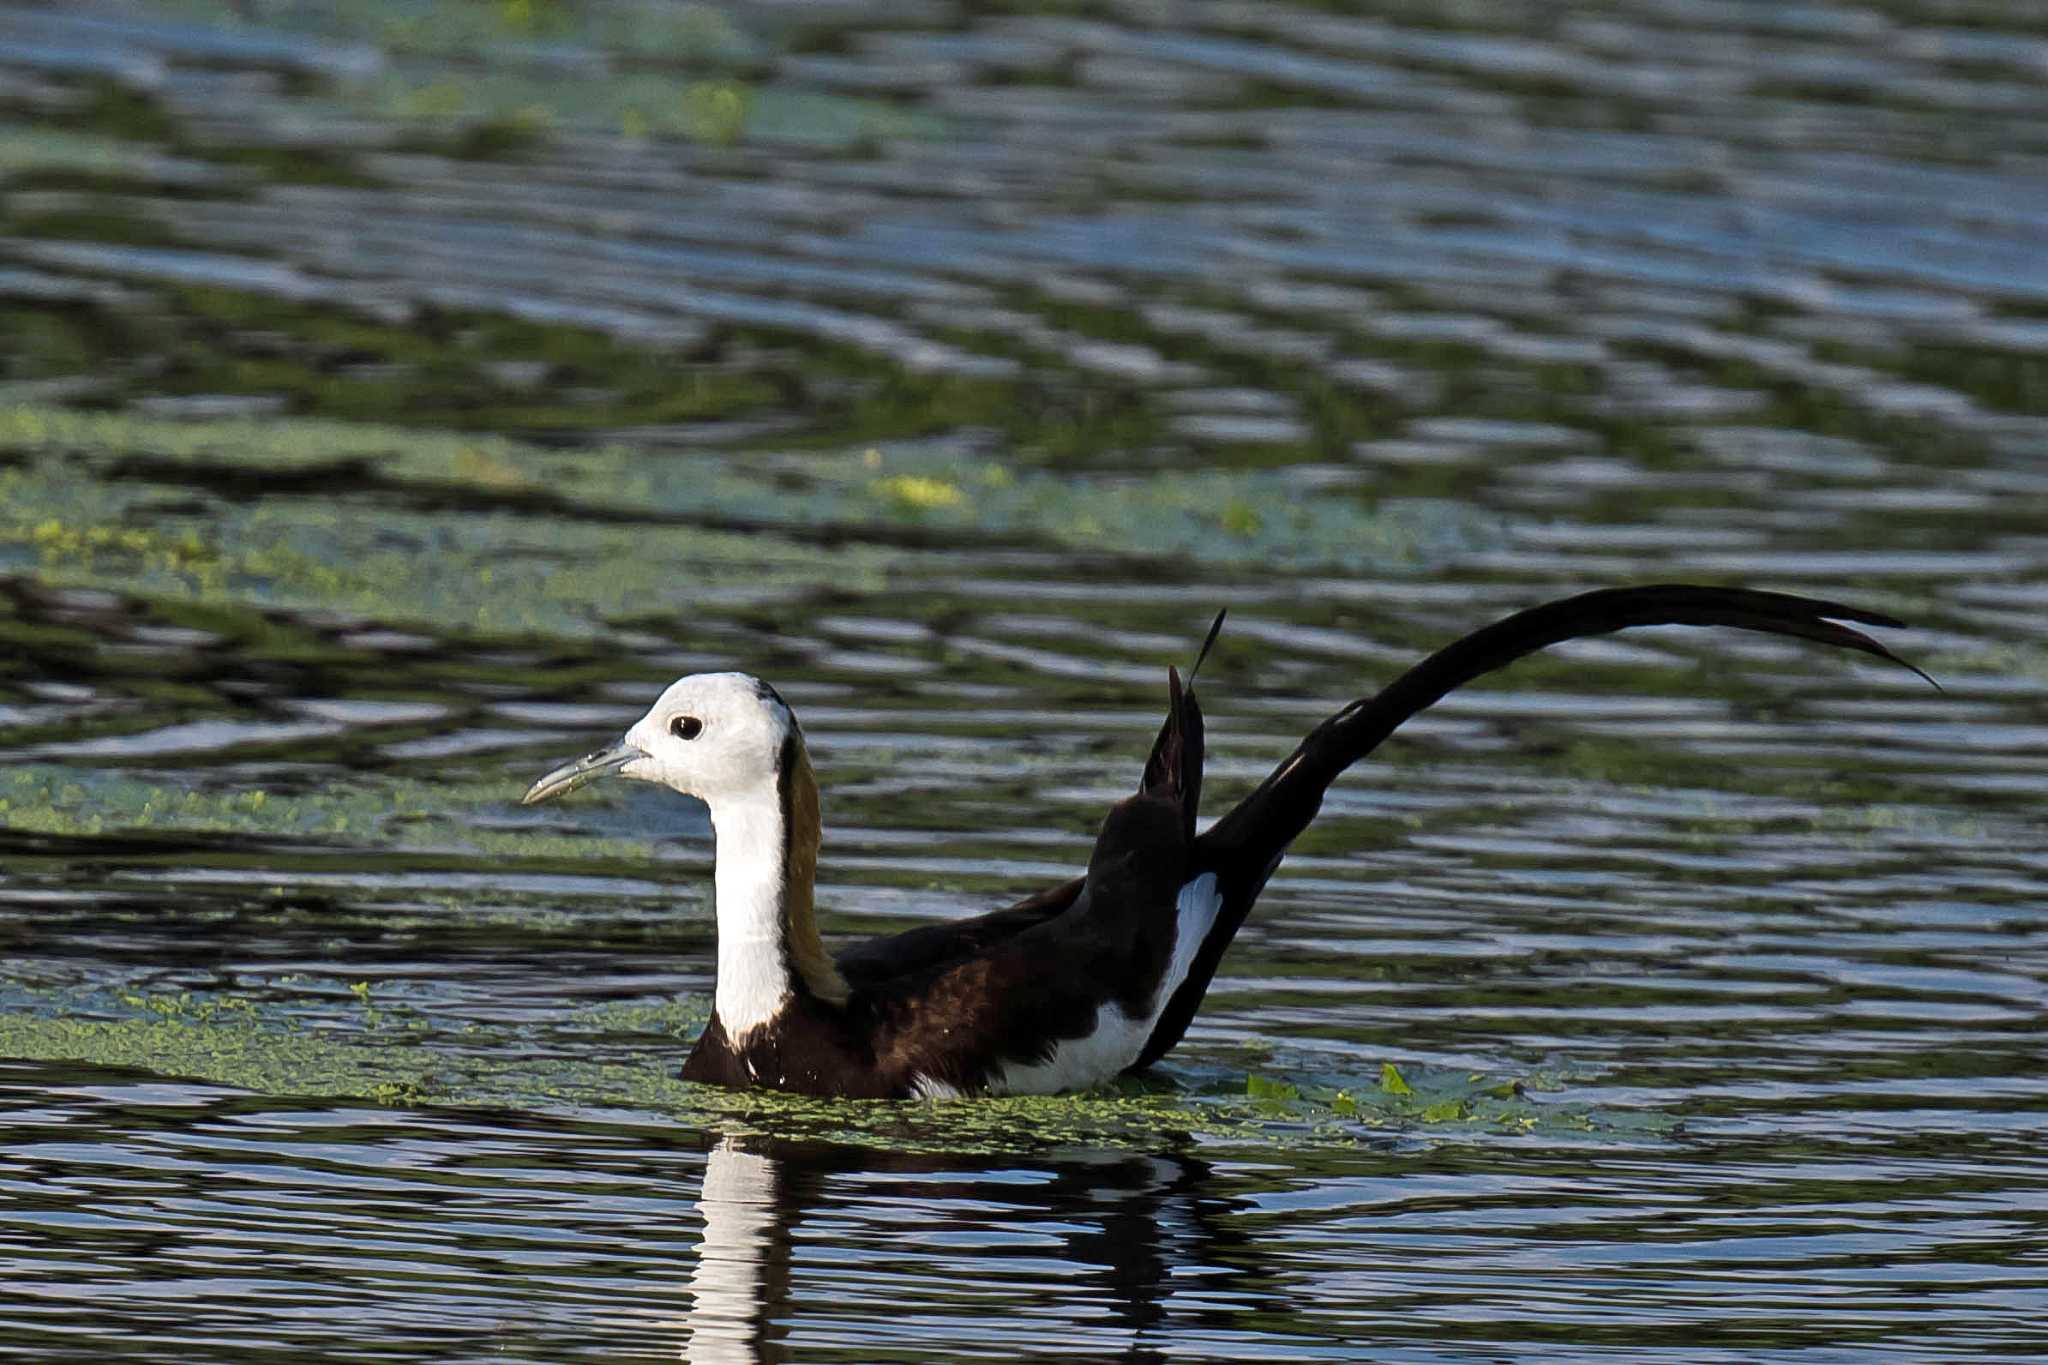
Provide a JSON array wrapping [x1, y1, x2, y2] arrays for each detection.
[[3, 0, 2048, 1358]]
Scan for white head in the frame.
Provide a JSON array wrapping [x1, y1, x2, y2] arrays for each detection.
[[523, 672, 797, 808], [522, 671, 847, 1031]]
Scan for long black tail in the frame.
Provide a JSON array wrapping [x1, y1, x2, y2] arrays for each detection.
[[1131, 584, 1929, 1070]]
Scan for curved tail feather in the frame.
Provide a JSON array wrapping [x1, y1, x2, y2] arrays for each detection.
[[1131, 584, 1930, 1070]]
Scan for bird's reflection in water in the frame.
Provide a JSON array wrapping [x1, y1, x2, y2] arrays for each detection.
[[680, 1127, 1262, 1363], [682, 1138, 785, 1364]]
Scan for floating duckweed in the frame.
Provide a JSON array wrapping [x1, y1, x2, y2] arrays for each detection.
[[872, 473, 969, 512], [682, 80, 750, 145], [0, 406, 898, 635], [26, 516, 224, 585], [1246, 1073, 1300, 1102], [0, 403, 1492, 619], [1220, 496, 1262, 536], [401, 79, 469, 119], [451, 444, 529, 488], [0, 983, 1620, 1153], [0, 768, 663, 857]]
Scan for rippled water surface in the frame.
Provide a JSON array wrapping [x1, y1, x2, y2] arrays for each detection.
[[3, 0, 2047, 1359]]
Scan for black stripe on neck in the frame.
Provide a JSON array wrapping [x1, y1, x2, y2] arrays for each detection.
[[774, 730, 814, 1003]]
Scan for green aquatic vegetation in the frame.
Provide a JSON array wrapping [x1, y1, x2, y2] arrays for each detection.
[[870, 472, 970, 513], [836, 444, 1496, 568], [0, 765, 491, 840], [0, 771, 296, 838], [0, 996, 461, 1107], [695, 1084, 1309, 1158], [0, 440, 897, 638], [0, 767, 713, 879], [1220, 496, 1261, 537], [0, 975, 1618, 1154], [678, 80, 750, 147], [0, 399, 560, 483], [20, 772, 274, 836], [1245, 1073, 1300, 1102], [0, 989, 1230, 1151], [0, 403, 1494, 643], [1330, 1066, 1586, 1134], [24, 515, 222, 581], [120, 989, 257, 1024], [569, 997, 711, 1038]]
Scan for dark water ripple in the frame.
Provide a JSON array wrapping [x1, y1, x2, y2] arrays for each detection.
[[5, 1066, 2044, 1361]]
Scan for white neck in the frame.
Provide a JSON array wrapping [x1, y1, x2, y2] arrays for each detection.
[[704, 747, 846, 1041], [708, 786, 797, 1039]]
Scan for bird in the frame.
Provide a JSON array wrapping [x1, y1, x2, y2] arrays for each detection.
[[521, 585, 1931, 1100]]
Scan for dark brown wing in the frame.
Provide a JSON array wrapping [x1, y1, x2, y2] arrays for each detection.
[[866, 791, 1189, 1094], [833, 878, 1082, 993]]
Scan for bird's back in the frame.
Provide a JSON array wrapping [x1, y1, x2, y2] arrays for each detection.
[[853, 784, 1195, 1096]]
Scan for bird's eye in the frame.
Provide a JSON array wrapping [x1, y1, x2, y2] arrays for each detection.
[[670, 715, 703, 741]]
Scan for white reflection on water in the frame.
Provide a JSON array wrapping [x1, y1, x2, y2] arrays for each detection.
[[673, 1131, 1259, 1364], [682, 1135, 780, 1365]]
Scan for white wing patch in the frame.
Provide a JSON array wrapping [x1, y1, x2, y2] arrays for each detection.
[[1162, 871, 1223, 1008], [991, 872, 1224, 1096]]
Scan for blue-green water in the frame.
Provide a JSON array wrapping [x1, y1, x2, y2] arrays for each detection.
[[2, 1, 2046, 1359]]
